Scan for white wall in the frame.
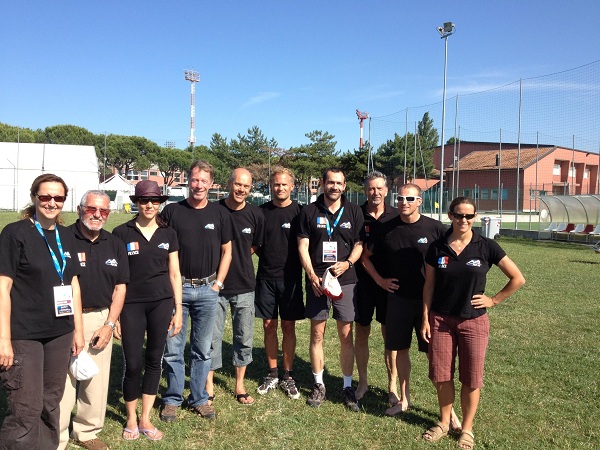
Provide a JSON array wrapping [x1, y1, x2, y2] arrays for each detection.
[[0, 142, 99, 212]]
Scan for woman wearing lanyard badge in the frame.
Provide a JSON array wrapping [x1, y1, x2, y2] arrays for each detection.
[[0, 173, 84, 449]]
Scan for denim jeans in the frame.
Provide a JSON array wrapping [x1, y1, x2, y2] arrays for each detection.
[[162, 284, 218, 408], [210, 291, 255, 370]]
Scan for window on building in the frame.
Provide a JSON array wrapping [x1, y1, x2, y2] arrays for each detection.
[[481, 189, 489, 200], [150, 171, 158, 176], [584, 169, 590, 179], [141, 171, 148, 180], [311, 180, 319, 190], [462, 189, 470, 198], [502, 189, 508, 200], [491, 189, 498, 200], [569, 166, 576, 178], [126, 170, 139, 181], [553, 164, 561, 175]]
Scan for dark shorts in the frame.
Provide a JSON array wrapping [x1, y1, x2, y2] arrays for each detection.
[[355, 275, 388, 326], [305, 283, 357, 322], [385, 293, 428, 352], [428, 312, 490, 389], [255, 277, 305, 321]]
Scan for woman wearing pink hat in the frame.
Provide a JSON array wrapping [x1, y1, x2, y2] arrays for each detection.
[[112, 181, 183, 441]]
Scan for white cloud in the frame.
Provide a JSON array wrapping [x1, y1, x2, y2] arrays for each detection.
[[241, 91, 281, 109]]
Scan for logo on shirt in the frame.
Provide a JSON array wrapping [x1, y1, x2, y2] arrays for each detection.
[[64, 252, 72, 258], [127, 242, 140, 255], [437, 256, 449, 268], [242, 228, 251, 234], [339, 222, 351, 229], [466, 259, 482, 267], [205, 223, 215, 230], [105, 259, 118, 267], [317, 217, 327, 228], [417, 237, 428, 244], [158, 243, 170, 250], [281, 223, 291, 229], [77, 252, 86, 267]]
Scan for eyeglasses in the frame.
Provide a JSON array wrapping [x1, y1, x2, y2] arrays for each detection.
[[397, 196, 421, 203], [138, 197, 162, 205], [82, 206, 110, 217], [451, 212, 476, 220], [37, 194, 66, 203]]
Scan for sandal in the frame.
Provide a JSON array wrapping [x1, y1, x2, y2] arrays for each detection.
[[423, 421, 449, 442], [235, 392, 255, 405], [122, 426, 139, 441], [139, 427, 163, 441], [457, 430, 475, 449]]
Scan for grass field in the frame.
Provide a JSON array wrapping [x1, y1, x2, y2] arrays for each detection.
[[1, 212, 599, 449]]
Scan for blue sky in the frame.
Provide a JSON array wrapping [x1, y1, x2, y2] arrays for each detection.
[[1, 1, 598, 153]]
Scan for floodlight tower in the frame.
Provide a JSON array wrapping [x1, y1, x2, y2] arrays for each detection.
[[184, 69, 200, 148], [356, 109, 369, 149]]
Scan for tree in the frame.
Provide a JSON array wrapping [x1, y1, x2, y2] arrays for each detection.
[[0, 123, 45, 142], [152, 147, 193, 186], [105, 135, 159, 177], [339, 143, 370, 192]]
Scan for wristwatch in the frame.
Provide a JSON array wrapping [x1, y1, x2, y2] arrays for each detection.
[[347, 260, 354, 269], [215, 280, 225, 290], [104, 321, 117, 331]]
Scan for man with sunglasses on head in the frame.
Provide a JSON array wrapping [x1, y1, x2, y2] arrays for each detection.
[[361, 183, 456, 421], [59, 191, 129, 450], [354, 171, 399, 405]]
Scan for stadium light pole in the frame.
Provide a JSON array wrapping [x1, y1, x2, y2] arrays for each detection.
[[437, 21, 455, 220]]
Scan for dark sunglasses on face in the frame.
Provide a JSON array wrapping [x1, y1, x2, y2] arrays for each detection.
[[397, 196, 421, 203], [82, 206, 110, 217], [37, 194, 67, 203], [451, 212, 476, 220], [138, 197, 162, 205]]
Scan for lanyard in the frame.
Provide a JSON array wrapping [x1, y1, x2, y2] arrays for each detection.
[[325, 206, 344, 241], [33, 215, 66, 285]]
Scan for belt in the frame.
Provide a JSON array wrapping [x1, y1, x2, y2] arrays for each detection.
[[182, 273, 217, 286], [82, 307, 101, 313]]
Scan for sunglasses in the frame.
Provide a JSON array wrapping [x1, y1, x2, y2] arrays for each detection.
[[397, 196, 421, 203], [138, 197, 162, 205], [82, 206, 110, 217], [37, 194, 67, 203], [451, 212, 476, 220]]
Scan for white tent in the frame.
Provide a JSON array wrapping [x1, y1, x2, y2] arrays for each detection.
[[100, 173, 134, 211], [0, 142, 99, 212]]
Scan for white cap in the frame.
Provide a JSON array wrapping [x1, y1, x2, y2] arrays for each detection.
[[321, 267, 343, 300]]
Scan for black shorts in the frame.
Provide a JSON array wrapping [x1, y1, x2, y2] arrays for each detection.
[[355, 275, 388, 326], [385, 293, 427, 352], [255, 277, 305, 321]]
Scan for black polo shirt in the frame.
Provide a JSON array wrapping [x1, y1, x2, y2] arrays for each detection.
[[368, 214, 447, 299], [0, 220, 80, 340], [357, 202, 399, 283], [68, 221, 130, 309], [425, 229, 506, 319], [297, 194, 364, 286], [162, 200, 233, 279], [218, 199, 265, 295], [112, 219, 179, 303], [257, 200, 303, 281]]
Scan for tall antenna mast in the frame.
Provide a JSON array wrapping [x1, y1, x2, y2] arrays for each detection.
[[184, 69, 200, 148]]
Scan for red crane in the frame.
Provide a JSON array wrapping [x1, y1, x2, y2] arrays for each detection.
[[356, 109, 369, 149]]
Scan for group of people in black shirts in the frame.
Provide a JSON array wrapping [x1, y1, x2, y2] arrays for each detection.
[[0, 162, 524, 450]]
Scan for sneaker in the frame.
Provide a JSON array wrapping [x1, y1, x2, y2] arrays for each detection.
[[280, 377, 301, 400], [257, 374, 279, 395], [342, 387, 360, 412], [159, 404, 178, 423], [192, 403, 216, 419], [306, 383, 326, 407], [72, 438, 108, 450]]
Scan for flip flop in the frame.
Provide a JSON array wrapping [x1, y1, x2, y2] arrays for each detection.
[[457, 430, 475, 449], [122, 426, 139, 441], [235, 392, 255, 405], [139, 427, 163, 441], [422, 421, 449, 442]]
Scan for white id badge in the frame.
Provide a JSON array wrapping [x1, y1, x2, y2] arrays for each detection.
[[54, 285, 74, 317], [322, 241, 338, 262]]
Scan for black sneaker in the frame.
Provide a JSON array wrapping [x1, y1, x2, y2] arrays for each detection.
[[342, 387, 360, 412], [280, 377, 301, 400], [257, 375, 279, 395], [306, 383, 326, 407]]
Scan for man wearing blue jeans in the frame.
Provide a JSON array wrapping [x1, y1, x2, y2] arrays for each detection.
[[160, 160, 233, 421], [206, 168, 264, 405]]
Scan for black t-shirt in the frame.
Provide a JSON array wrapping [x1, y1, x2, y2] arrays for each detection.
[[369, 214, 447, 299], [162, 200, 233, 279], [69, 221, 130, 309], [218, 200, 265, 295], [0, 220, 81, 340], [257, 201, 303, 280], [357, 202, 399, 283], [425, 229, 506, 318], [297, 194, 364, 286], [112, 219, 179, 303]]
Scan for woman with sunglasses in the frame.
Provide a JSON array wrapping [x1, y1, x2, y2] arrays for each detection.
[[0, 174, 84, 449], [112, 180, 182, 441], [420, 197, 525, 449]]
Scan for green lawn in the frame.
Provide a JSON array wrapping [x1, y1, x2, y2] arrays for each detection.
[[1, 213, 599, 449]]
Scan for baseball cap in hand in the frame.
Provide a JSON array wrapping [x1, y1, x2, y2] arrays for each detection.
[[321, 267, 343, 300]]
